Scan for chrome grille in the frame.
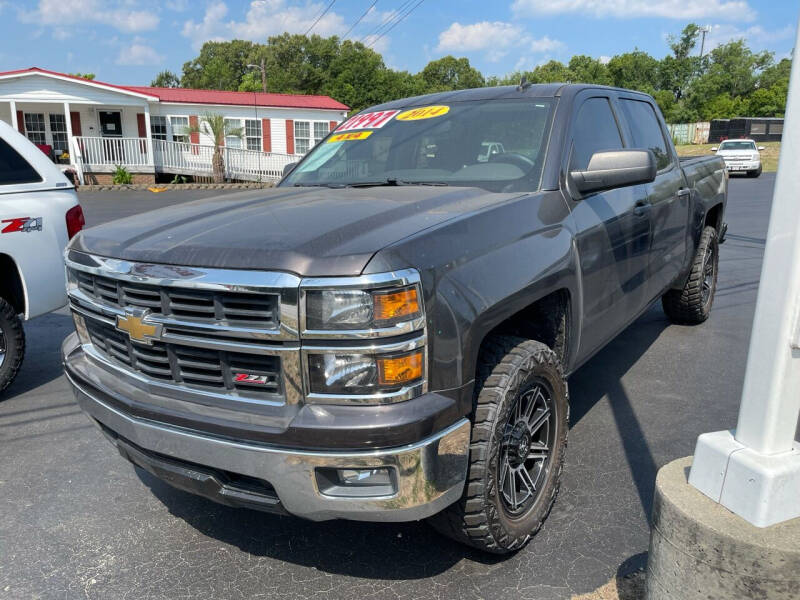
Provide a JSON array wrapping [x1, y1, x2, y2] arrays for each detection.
[[84, 318, 281, 398], [70, 268, 279, 328]]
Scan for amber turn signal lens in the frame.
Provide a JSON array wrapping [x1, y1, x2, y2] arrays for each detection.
[[377, 351, 423, 386], [373, 288, 420, 322]]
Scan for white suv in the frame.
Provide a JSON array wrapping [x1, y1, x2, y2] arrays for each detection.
[[0, 121, 83, 394], [712, 138, 764, 178]]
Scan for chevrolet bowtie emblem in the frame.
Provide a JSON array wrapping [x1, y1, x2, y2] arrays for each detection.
[[116, 310, 162, 345]]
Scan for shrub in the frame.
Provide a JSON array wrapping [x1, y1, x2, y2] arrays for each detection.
[[112, 165, 133, 185]]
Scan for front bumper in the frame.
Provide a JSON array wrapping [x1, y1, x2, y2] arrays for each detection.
[[724, 160, 760, 172], [64, 335, 471, 522]]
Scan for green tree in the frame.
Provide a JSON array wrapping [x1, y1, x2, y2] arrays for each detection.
[[181, 40, 256, 90], [606, 50, 660, 91], [420, 56, 484, 91], [567, 55, 613, 85], [758, 58, 791, 89], [69, 72, 95, 80], [186, 112, 241, 183], [150, 70, 180, 88]]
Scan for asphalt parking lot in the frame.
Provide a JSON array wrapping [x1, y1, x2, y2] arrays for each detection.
[[0, 175, 777, 599]]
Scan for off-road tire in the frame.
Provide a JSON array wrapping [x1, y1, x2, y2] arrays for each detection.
[[428, 336, 569, 554], [0, 297, 25, 396], [662, 225, 719, 325]]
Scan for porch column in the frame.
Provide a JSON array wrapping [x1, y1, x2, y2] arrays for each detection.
[[9, 100, 17, 130], [63, 102, 74, 159], [143, 103, 154, 168]]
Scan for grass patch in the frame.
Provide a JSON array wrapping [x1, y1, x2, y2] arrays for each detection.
[[675, 141, 781, 172]]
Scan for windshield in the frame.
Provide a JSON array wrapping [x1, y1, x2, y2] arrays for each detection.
[[719, 141, 756, 151], [281, 99, 555, 193]]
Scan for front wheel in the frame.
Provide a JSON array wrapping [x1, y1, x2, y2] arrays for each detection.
[[0, 297, 25, 396], [747, 166, 762, 178], [428, 336, 568, 554], [662, 226, 719, 325]]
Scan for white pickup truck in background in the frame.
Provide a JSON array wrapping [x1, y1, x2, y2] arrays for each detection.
[[0, 121, 83, 394], [712, 138, 765, 178]]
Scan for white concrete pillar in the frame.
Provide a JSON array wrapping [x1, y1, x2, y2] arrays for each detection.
[[143, 103, 154, 168], [9, 100, 17, 130], [688, 19, 800, 528]]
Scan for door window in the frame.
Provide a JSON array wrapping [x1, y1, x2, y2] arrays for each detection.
[[99, 111, 122, 137], [570, 98, 623, 171], [0, 138, 42, 185], [49, 114, 68, 152], [619, 99, 671, 170]]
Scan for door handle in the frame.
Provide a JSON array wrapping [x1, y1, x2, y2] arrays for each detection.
[[634, 200, 651, 217], [677, 188, 691, 199]]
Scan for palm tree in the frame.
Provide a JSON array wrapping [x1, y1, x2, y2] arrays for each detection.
[[186, 112, 241, 183]]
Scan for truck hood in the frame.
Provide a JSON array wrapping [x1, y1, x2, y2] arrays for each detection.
[[72, 186, 522, 276], [717, 149, 758, 158]]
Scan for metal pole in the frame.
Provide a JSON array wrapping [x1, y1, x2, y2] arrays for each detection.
[[688, 17, 800, 527], [260, 58, 267, 94]]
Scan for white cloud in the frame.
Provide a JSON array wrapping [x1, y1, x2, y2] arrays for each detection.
[[598, 55, 612, 64], [182, 0, 348, 50], [20, 0, 159, 33], [437, 21, 564, 62], [116, 39, 164, 66], [511, 0, 756, 22], [165, 0, 188, 10], [702, 23, 795, 51]]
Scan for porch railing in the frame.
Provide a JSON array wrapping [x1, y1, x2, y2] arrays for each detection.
[[72, 136, 299, 183]]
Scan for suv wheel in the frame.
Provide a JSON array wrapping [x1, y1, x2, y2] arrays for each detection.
[[662, 225, 719, 325], [748, 165, 762, 178], [428, 336, 568, 554], [0, 297, 25, 396]]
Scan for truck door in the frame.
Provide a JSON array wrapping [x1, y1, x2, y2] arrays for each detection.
[[566, 96, 653, 360], [616, 97, 688, 297]]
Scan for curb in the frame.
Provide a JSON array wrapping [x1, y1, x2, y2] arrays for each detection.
[[78, 182, 276, 192]]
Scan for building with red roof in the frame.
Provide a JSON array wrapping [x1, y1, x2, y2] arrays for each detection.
[[0, 67, 349, 184]]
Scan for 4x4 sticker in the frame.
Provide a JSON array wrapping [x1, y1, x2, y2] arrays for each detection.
[[1, 217, 43, 234], [336, 110, 400, 132], [328, 131, 373, 143], [396, 105, 450, 121]]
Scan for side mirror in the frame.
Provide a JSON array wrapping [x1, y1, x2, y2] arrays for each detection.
[[569, 149, 657, 195], [711, 147, 718, 152], [758, 146, 765, 151], [283, 162, 298, 177]]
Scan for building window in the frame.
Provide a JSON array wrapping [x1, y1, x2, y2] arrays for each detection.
[[294, 121, 311, 154], [151, 116, 167, 141], [244, 119, 261, 151], [24, 113, 46, 145], [750, 123, 766, 135], [313, 122, 329, 146], [49, 114, 68, 153], [224, 118, 242, 148], [169, 116, 189, 143], [768, 122, 783, 134]]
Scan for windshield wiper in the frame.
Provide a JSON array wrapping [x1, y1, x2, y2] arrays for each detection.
[[346, 178, 449, 188], [293, 182, 347, 188]]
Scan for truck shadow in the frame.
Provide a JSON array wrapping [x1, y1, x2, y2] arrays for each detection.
[[137, 305, 669, 578]]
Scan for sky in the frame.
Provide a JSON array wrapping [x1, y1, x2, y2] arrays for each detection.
[[0, 0, 796, 86]]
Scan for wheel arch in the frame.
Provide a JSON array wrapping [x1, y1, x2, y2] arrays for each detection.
[[0, 254, 26, 316]]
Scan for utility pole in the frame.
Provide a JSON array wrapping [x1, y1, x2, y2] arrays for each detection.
[[247, 58, 267, 93], [699, 25, 711, 58]]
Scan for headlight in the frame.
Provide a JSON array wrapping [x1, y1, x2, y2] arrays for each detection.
[[307, 349, 424, 395], [304, 284, 422, 332]]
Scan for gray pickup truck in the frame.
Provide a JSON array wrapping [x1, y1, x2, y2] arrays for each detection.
[[62, 84, 726, 554]]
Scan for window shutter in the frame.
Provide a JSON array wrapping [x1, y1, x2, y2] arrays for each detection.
[[136, 113, 147, 137], [285, 119, 294, 154], [189, 115, 200, 144], [329, 120, 338, 132], [70, 112, 82, 136], [262, 118, 271, 153], [16, 111, 24, 134]]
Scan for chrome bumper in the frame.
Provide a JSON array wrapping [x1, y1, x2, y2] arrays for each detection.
[[65, 348, 470, 522]]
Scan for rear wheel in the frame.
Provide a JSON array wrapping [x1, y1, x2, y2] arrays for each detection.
[[662, 226, 718, 325], [428, 336, 568, 554], [0, 297, 25, 396]]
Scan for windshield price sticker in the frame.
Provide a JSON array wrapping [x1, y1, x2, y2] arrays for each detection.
[[328, 130, 374, 143], [336, 110, 400, 131], [396, 105, 450, 121]]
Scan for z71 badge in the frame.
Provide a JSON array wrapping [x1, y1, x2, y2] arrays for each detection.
[[1, 217, 43, 234]]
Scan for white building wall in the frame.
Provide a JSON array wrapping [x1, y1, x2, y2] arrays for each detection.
[[0, 73, 154, 106]]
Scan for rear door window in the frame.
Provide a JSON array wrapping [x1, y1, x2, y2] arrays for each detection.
[[0, 138, 42, 185], [570, 98, 624, 171], [619, 99, 671, 170]]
